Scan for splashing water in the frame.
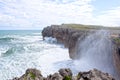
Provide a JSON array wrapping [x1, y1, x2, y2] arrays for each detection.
[[0, 30, 70, 80], [74, 30, 119, 79], [0, 30, 119, 80]]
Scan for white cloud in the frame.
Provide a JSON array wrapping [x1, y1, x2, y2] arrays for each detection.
[[0, 0, 94, 29], [0, 0, 120, 29], [95, 7, 120, 26]]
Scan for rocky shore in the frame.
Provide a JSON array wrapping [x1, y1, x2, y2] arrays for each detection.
[[42, 24, 94, 59], [42, 24, 120, 59], [42, 24, 120, 80], [12, 68, 115, 80], [12, 24, 120, 80]]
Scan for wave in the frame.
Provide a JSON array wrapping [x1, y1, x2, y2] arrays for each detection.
[[0, 35, 42, 44], [1, 46, 25, 57], [0, 37, 18, 42]]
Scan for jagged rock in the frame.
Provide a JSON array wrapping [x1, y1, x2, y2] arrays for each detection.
[[12, 68, 115, 80], [59, 68, 72, 78], [12, 68, 44, 80], [42, 25, 92, 59], [112, 37, 120, 75], [46, 73, 63, 80], [77, 69, 115, 80]]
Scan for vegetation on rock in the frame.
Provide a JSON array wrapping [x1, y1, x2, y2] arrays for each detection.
[[12, 68, 115, 80]]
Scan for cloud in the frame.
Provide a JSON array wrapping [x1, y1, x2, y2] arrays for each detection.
[[95, 7, 120, 26], [0, 0, 120, 29], [0, 0, 94, 29]]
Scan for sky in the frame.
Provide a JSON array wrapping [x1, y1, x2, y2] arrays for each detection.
[[0, 0, 120, 30]]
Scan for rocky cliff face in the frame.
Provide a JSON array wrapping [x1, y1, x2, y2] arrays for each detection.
[[12, 68, 115, 80], [113, 37, 120, 75], [42, 25, 93, 59], [42, 24, 120, 59]]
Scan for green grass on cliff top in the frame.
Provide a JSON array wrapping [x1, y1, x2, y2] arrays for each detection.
[[60, 24, 120, 30]]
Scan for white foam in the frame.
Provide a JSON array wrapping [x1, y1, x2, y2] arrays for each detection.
[[0, 38, 70, 80]]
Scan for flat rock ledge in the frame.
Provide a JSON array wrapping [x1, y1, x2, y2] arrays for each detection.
[[12, 68, 115, 80]]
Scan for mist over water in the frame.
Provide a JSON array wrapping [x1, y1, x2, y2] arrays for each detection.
[[74, 30, 119, 79]]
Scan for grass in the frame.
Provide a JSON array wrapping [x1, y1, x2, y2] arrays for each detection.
[[77, 73, 81, 79], [114, 38, 120, 45], [28, 72, 36, 79], [60, 23, 120, 30], [64, 76, 72, 80]]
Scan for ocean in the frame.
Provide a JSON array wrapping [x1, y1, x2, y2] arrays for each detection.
[[0, 30, 119, 80], [0, 30, 70, 80]]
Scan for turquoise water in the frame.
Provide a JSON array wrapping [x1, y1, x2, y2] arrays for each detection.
[[0, 30, 41, 56], [0, 30, 69, 80], [0, 30, 41, 35]]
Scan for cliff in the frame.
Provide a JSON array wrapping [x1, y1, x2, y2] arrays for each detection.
[[12, 68, 115, 80], [113, 37, 120, 75], [42, 24, 94, 59], [42, 24, 120, 60]]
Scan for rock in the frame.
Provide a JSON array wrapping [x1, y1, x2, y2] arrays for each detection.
[[12, 68, 44, 80], [46, 73, 63, 80], [12, 68, 115, 80], [112, 37, 120, 75], [12, 77, 19, 80], [42, 25, 92, 59], [77, 69, 115, 80], [59, 68, 72, 78]]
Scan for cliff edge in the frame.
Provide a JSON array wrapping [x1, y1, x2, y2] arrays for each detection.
[[42, 24, 93, 59]]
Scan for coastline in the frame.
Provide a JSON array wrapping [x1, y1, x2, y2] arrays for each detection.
[[12, 24, 120, 80]]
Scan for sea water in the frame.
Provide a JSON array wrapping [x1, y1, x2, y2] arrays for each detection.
[[0, 30, 119, 80], [0, 30, 70, 80]]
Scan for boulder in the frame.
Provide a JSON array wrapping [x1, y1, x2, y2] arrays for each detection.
[[59, 68, 72, 78], [12, 68, 44, 80], [12, 68, 115, 80], [46, 73, 63, 80], [77, 69, 115, 80]]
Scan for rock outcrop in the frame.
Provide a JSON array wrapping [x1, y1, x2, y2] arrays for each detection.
[[12, 69, 44, 80], [42, 25, 93, 59], [12, 68, 115, 80], [113, 37, 120, 75]]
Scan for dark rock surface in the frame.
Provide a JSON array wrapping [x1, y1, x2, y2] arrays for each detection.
[[12, 68, 44, 80], [12, 68, 115, 80], [113, 37, 120, 76], [42, 25, 93, 59]]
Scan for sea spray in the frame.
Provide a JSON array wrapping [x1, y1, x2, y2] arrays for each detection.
[[74, 30, 119, 79]]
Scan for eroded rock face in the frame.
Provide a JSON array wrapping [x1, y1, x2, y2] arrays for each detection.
[[59, 68, 72, 78], [46, 73, 63, 80], [77, 69, 115, 80], [12, 68, 115, 80], [42, 25, 92, 59], [12, 68, 44, 80], [113, 37, 120, 76]]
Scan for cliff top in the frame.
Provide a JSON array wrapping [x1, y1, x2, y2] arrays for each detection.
[[51, 24, 120, 30]]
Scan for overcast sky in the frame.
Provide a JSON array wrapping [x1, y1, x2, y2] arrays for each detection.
[[0, 0, 120, 30]]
